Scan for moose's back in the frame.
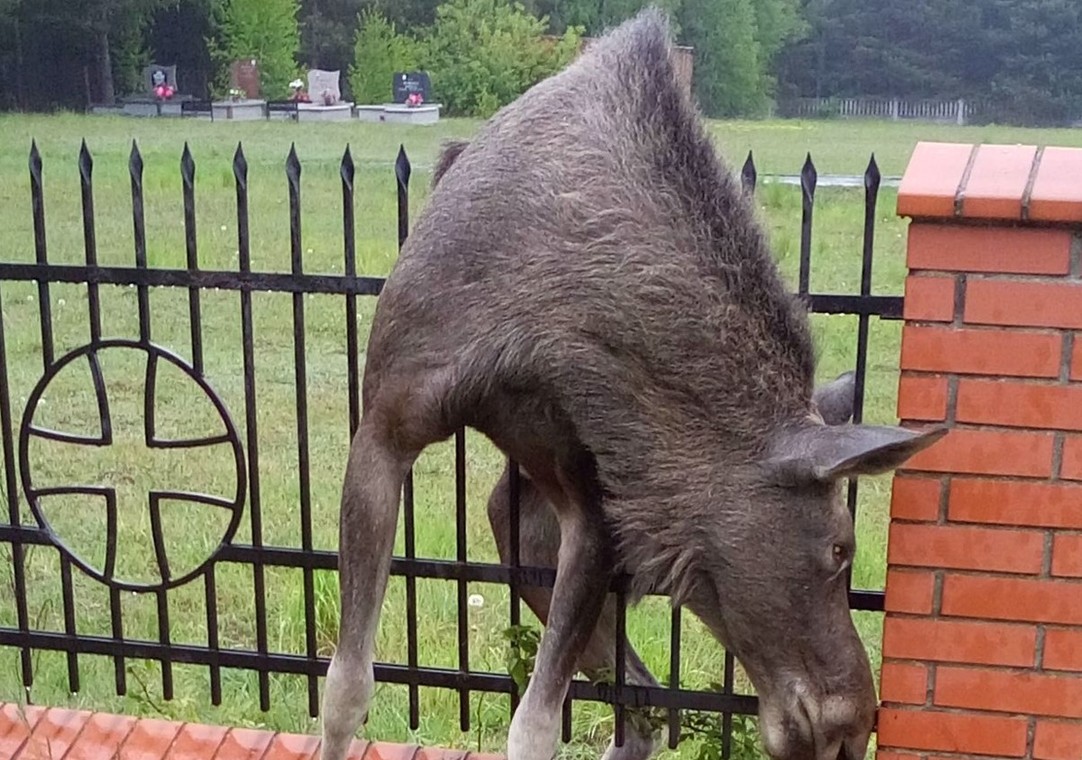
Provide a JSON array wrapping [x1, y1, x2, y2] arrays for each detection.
[[366, 9, 816, 493]]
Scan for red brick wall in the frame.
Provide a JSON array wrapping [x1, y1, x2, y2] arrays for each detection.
[[879, 142, 1082, 760]]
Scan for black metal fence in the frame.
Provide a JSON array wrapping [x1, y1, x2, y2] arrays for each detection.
[[0, 140, 900, 757]]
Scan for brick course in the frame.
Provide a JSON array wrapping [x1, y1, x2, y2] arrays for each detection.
[[880, 141, 1082, 760]]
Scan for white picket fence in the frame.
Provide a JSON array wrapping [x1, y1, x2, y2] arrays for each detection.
[[780, 97, 970, 125]]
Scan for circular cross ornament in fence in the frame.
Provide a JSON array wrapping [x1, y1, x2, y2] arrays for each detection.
[[18, 340, 246, 592]]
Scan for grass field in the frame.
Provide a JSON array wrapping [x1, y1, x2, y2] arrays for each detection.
[[2, 112, 1082, 759]]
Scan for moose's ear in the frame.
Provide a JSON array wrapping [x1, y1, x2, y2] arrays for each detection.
[[812, 370, 857, 426], [763, 424, 948, 487]]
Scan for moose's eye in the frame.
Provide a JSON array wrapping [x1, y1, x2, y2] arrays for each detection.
[[831, 543, 851, 568]]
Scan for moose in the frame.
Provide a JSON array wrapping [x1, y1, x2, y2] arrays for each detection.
[[319, 8, 944, 760]]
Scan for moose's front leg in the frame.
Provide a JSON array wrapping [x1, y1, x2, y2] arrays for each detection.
[[507, 506, 611, 760]]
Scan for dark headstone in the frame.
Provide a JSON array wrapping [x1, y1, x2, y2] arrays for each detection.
[[143, 64, 178, 95], [393, 72, 431, 104], [230, 59, 261, 99]]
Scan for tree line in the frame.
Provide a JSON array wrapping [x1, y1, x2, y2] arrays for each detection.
[[780, 0, 1082, 125], [0, 0, 1080, 124]]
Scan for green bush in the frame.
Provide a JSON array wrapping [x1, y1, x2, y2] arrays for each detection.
[[349, 9, 420, 105], [210, 0, 301, 100], [419, 0, 583, 118], [110, 11, 153, 96]]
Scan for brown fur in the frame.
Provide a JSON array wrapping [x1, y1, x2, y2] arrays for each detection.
[[324, 9, 943, 760], [432, 139, 470, 187], [369, 9, 814, 604]]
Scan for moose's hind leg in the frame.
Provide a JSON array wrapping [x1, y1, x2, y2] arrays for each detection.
[[487, 465, 665, 760], [321, 389, 442, 760]]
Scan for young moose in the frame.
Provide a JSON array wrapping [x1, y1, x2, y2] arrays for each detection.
[[320, 9, 944, 760]]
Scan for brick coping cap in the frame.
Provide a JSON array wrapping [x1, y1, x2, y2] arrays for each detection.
[[897, 141, 1082, 224], [0, 702, 506, 760]]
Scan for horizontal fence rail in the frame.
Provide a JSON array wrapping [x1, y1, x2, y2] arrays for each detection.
[[0, 140, 901, 758]]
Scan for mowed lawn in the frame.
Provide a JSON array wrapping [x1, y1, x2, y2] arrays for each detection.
[[2, 112, 1081, 758]]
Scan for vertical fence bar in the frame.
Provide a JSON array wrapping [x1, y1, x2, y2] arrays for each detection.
[[129, 143, 151, 344], [403, 471, 420, 727], [30, 143, 54, 371], [1, 164, 32, 692], [341, 148, 360, 439], [852, 155, 880, 432], [79, 143, 102, 343], [455, 427, 470, 731], [234, 144, 271, 711], [508, 459, 523, 715], [182, 146, 222, 704], [79, 142, 125, 695], [856, 156, 880, 427], [721, 652, 735, 760], [182, 145, 204, 376], [396, 146, 421, 729], [613, 588, 628, 748], [31, 143, 81, 695], [740, 151, 757, 194], [287, 146, 321, 717], [562, 691, 572, 743], [799, 154, 817, 298], [666, 606, 681, 748], [131, 141, 174, 700], [846, 156, 882, 594], [106, 544, 126, 694], [204, 564, 221, 706]]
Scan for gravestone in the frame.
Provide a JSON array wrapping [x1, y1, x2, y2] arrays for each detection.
[[298, 69, 354, 121], [143, 64, 178, 96], [356, 70, 440, 124], [393, 72, 431, 105], [230, 59, 262, 100], [308, 69, 342, 106], [214, 58, 266, 121], [121, 63, 184, 116]]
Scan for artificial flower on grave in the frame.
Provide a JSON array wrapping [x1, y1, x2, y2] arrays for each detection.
[[152, 69, 176, 100], [289, 79, 311, 103]]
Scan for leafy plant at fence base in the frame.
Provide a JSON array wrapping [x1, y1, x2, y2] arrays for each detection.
[[682, 711, 762, 760], [503, 624, 541, 691], [210, 0, 302, 100], [503, 624, 763, 760]]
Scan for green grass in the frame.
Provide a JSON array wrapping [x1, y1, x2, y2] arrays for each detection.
[[2, 112, 1081, 758]]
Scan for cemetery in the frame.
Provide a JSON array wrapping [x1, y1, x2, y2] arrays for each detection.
[[91, 58, 442, 125]]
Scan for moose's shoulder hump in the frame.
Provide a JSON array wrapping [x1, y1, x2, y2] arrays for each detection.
[[576, 7, 677, 92], [594, 6, 674, 58]]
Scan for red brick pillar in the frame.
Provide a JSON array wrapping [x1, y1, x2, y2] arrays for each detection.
[[877, 142, 1082, 760]]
